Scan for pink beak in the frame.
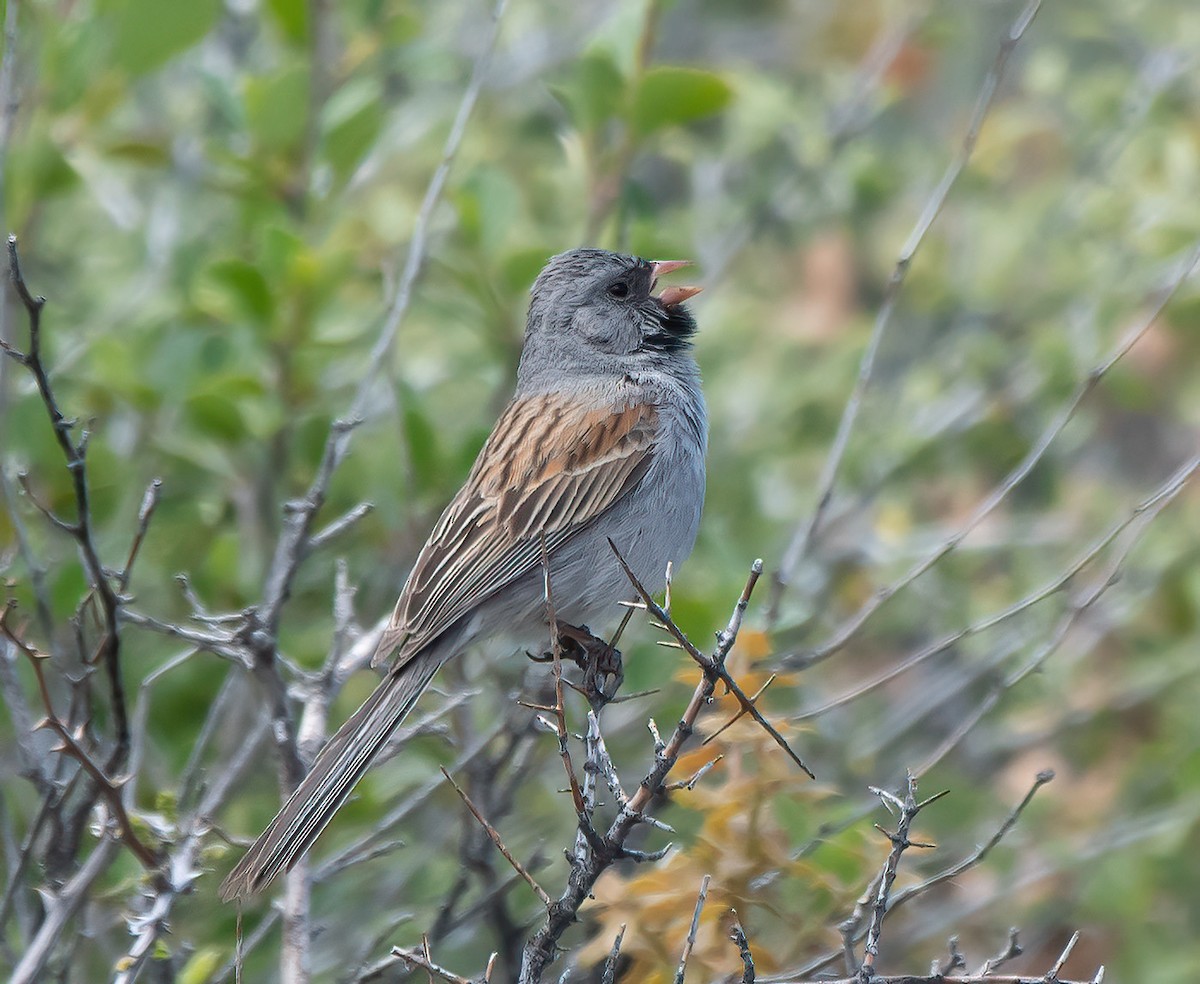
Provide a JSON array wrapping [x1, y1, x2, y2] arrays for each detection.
[[651, 260, 703, 308]]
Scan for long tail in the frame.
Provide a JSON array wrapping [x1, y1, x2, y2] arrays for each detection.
[[219, 651, 442, 900]]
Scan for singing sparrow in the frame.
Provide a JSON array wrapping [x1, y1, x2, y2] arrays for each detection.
[[220, 247, 707, 899]]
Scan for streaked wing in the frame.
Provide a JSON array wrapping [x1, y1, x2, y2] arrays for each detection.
[[372, 391, 658, 668]]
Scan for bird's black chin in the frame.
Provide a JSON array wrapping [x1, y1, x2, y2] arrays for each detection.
[[641, 304, 697, 354]]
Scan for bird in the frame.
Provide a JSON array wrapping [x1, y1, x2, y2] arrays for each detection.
[[219, 247, 707, 900]]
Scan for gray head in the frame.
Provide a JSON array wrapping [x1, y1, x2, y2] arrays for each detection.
[[516, 248, 702, 390]]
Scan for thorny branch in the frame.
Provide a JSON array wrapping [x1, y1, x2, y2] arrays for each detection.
[[612, 546, 814, 780], [0, 606, 161, 870], [393, 936, 496, 984], [1, 236, 176, 983], [856, 775, 946, 980], [3, 236, 134, 769], [791, 770, 1058, 983], [514, 556, 810, 981]]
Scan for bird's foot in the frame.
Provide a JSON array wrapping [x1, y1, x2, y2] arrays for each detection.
[[528, 621, 624, 711]]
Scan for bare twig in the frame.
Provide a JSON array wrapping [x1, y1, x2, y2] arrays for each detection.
[[786, 239, 1200, 669], [601, 925, 626, 984], [976, 928, 1023, 976], [5, 236, 133, 773], [673, 874, 711, 984], [393, 936, 476, 984], [10, 836, 121, 984], [856, 776, 945, 979], [116, 477, 163, 593], [0, 605, 160, 870], [769, 0, 1046, 621], [441, 766, 552, 908], [1046, 931, 1081, 983], [666, 754, 723, 792], [730, 914, 756, 983], [519, 560, 768, 981], [794, 451, 1200, 718], [612, 547, 814, 779], [795, 772, 1056, 981]]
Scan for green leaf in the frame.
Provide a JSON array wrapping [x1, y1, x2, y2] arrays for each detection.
[[402, 401, 440, 494], [266, 0, 308, 44], [245, 64, 310, 152], [7, 131, 78, 210], [455, 166, 520, 253], [630, 66, 732, 136], [185, 391, 246, 441], [551, 52, 626, 132], [500, 247, 553, 295], [322, 79, 384, 183], [101, 139, 171, 167], [110, 0, 221, 76], [199, 259, 276, 325]]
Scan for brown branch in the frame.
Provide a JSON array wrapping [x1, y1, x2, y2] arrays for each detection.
[[440, 766, 552, 908], [0, 604, 160, 871]]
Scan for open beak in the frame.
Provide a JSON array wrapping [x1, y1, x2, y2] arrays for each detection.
[[651, 260, 703, 308]]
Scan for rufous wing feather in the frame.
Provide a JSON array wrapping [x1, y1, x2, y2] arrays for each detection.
[[371, 391, 658, 669]]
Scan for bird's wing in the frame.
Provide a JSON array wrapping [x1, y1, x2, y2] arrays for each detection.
[[372, 390, 658, 668]]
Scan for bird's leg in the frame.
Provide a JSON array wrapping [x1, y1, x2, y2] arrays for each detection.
[[529, 621, 624, 711]]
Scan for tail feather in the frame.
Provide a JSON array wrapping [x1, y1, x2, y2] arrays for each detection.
[[219, 652, 442, 900]]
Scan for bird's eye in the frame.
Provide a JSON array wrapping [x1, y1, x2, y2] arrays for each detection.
[[608, 281, 630, 299]]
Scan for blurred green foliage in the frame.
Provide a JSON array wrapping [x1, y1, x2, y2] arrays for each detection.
[[2, 0, 1200, 980]]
